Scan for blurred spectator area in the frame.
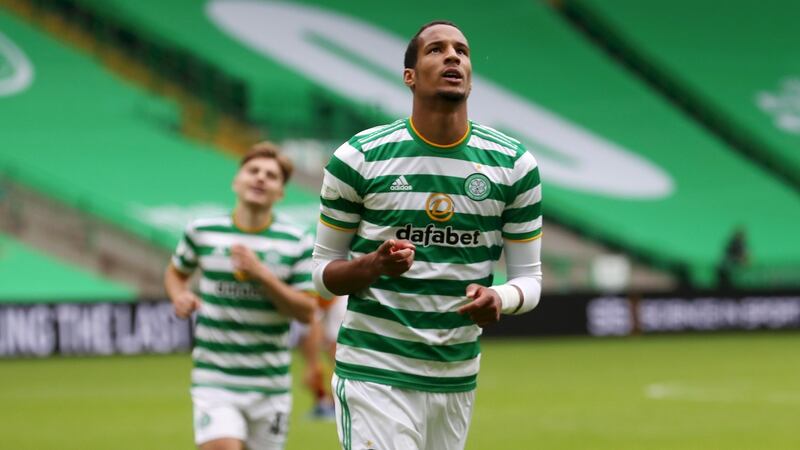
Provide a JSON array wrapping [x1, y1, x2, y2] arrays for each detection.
[[0, 181, 168, 298], [0, 177, 677, 295], [558, 0, 800, 190], [2, 0, 798, 296]]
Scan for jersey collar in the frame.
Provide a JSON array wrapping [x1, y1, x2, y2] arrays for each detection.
[[231, 210, 273, 234], [406, 117, 471, 153]]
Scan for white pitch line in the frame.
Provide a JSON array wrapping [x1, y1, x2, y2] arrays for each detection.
[[644, 382, 800, 405]]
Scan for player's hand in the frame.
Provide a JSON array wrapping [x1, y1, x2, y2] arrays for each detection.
[[230, 244, 265, 279], [172, 291, 201, 319], [457, 284, 502, 327], [372, 239, 415, 277]]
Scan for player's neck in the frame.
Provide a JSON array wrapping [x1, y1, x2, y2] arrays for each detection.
[[233, 204, 272, 233], [410, 100, 469, 146]]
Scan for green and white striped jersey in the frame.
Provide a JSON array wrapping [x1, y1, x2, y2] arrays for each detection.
[[171, 213, 314, 394], [320, 118, 542, 393]]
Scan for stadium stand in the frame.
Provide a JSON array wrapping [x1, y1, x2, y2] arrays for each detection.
[[559, 0, 800, 189], [0, 232, 133, 302], [46, 0, 800, 289], [60, 0, 379, 140], [0, 8, 320, 258]]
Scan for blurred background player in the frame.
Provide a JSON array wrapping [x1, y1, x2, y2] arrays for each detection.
[[164, 142, 318, 450], [288, 295, 347, 420], [312, 21, 543, 450]]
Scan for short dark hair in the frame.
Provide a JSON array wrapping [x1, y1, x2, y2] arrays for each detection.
[[403, 20, 461, 69], [239, 141, 293, 185]]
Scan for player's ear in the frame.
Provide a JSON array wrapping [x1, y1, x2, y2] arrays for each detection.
[[403, 68, 415, 90]]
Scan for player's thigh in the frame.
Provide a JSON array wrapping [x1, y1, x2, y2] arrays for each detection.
[[244, 393, 292, 450], [425, 390, 475, 450], [332, 374, 423, 450], [192, 387, 248, 446]]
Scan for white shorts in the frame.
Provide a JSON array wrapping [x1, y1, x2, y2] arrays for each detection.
[[191, 386, 292, 450], [332, 374, 475, 450]]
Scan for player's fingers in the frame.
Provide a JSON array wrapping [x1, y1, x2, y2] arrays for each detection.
[[392, 240, 416, 252], [389, 249, 414, 266], [459, 287, 485, 314], [389, 248, 414, 259], [473, 289, 496, 304], [457, 300, 480, 314], [403, 252, 415, 267], [465, 283, 482, 299], [390, 256, 414, 274], [458, 291, 495, 315], [174, 304, 189, 319], [377, 239, 395, 255], [233, 246, 255, 262], [474, 299, 500, 323]]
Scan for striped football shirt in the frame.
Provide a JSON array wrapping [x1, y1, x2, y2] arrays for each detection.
[[171, 213, 314, 394], [320, 118, 542, 393]]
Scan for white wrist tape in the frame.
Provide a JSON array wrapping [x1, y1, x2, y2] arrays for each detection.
[[312, 259, 335, 300], [490, 284, 523, 314], [312, 218, 354, 300]]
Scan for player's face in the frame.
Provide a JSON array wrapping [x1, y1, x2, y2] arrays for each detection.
[[405, 25, 472, 102], [232, 157, 284, 209]]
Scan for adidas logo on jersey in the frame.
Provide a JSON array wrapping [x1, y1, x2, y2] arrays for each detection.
[[390, 176, 413, 191]]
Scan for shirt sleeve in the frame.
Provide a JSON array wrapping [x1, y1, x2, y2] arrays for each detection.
[[287, 231, 316, 294], [170, 222, 199, 275], [502, 148, 542, 242], [319, 141, 366, 232]]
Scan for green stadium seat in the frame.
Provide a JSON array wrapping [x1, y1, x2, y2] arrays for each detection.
[[0, 10, 318, 254], [5, 3, 800, 288], [0, 233, 134, 302], [562, 0, 800, 188]]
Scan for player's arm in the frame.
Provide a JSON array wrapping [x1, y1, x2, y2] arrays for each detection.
[[312, 141, 415, 297], [459, 148, 543, 326], [164, 265, 202, 319], [457, 238, 543, 326], [230, 245, 317, 323], [165, 227, 202, 319], [312, 221, 415, 297], [299, 316, 324, 392], [489, 237, 544, 316]]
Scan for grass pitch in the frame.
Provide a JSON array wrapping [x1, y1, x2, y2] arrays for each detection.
[[1, 333, 798, 449]]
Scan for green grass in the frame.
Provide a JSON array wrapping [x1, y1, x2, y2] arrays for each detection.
[[1, 333, 798, 449]]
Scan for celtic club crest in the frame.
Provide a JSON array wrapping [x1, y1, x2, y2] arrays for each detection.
[[464, 173, 491, 201]]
